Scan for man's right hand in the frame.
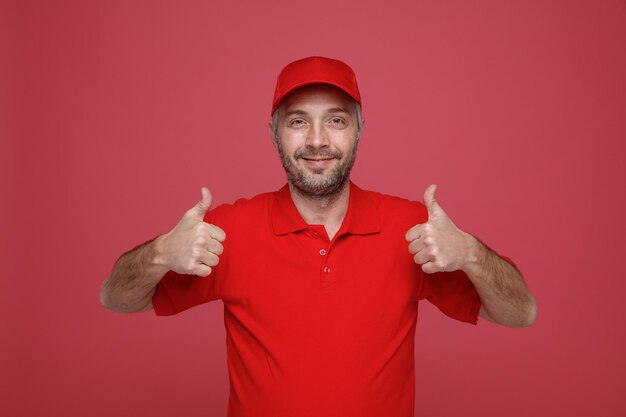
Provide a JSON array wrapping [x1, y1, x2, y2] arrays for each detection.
[[154, 187, 226, 277]]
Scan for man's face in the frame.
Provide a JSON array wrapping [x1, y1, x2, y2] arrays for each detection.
[[272, 84, 360, 197]]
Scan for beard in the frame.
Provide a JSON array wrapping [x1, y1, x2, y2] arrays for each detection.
[[275, 140, 358, 197]]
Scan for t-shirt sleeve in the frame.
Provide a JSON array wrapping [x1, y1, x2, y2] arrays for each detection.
[[152, 270, 220, 316], [419, 270, 482, 325], [152, 208, 225, 316], [418, 255, 518, 324]]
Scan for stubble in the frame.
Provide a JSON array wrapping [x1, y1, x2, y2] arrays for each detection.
[[275, 141, 358, 198]]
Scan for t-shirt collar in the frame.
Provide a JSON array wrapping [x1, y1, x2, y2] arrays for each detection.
[[271, 181, 381, 236]]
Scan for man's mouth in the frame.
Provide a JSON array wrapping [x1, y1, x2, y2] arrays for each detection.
[[300, 157, 336, 169]]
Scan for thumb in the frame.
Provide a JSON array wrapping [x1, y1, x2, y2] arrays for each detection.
[[423, 184, 441, 217], [190, 187, 212, 219]]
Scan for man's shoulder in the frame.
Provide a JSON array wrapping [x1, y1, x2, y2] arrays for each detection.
[[354, 184, 427, 220], [212, 189, 276, 213]]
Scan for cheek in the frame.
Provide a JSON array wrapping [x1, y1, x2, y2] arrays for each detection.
[[276, 138, 299, 159], [280, 133, 306, 151], [337, 134, 358, 153]]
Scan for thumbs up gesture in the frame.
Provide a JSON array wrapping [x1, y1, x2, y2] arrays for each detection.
[[405, 185, 475, 274], [155, 187, 226, 277]]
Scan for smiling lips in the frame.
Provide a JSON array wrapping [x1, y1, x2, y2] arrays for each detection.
[[302, 157, 334, 161], [301, 157, 336, 168]]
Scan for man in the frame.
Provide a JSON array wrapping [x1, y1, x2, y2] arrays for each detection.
[[100, 56, 536, 417]]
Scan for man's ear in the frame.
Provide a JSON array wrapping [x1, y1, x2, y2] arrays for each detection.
[[356, 118, 364, 142], [268, 120, 277, 149]]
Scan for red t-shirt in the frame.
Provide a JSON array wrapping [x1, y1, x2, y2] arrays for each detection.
[[153, 182, 481, 417]]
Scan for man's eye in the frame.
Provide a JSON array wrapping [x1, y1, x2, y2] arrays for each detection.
[[290, 119, 305, 126], [331, 118, 345, 125]]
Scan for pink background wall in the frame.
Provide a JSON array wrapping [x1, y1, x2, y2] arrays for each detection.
[[3, 0, 625, 416]]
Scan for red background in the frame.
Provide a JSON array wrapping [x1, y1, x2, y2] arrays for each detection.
[[2, 1, 626, 416]]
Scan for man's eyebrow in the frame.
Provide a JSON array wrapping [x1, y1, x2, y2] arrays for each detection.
[[284, 109, 308, 117], [283, 107, 352, 117], [326, 107, 351, 114]]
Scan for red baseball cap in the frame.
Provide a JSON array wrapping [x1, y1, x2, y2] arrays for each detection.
[[271, 56, 362, 115]]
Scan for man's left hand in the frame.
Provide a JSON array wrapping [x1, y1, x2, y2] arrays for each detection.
[[405, 184, 477, 274]]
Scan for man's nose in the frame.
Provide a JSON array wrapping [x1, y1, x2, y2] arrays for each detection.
[[305, 123, 329, 148]]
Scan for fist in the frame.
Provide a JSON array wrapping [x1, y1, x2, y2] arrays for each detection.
[[405, 185, 475, 274], [156, 187, 226, 277]]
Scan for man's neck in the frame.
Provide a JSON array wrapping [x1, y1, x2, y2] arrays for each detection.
[[288, 181, 350, 240]]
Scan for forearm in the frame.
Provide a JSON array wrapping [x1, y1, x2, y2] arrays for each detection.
[[463, 236, 537, 328], [100, 236, 169, 313]]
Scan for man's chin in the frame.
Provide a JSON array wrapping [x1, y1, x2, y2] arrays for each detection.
[[282, 155, 353, 196], [291, 174, 348, 197]]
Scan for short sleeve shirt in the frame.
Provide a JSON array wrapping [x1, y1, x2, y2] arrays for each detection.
[[152, 182, 481, 417]]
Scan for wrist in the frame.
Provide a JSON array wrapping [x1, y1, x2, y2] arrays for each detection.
[[149, 234, 171, 272], [461, 233, 485, 275]]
